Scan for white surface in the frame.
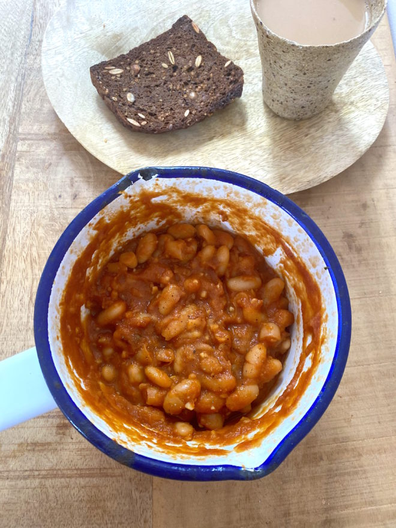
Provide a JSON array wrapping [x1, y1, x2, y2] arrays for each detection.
[[0, 347, 57, 431]]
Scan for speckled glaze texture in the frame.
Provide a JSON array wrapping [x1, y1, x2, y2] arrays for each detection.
[[251, 0, 386, 120]]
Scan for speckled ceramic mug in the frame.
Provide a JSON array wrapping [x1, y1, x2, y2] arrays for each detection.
[[250, 0, 387, 120], [0, 167, 351, 481]]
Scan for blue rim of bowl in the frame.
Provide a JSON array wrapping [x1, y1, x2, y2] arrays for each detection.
[[34, 166, 351, 481]]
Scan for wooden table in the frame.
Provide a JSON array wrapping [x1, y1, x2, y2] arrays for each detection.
[[1, 2, 395, 527]]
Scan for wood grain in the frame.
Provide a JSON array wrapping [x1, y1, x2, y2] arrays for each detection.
[[41, 0, 389, 194], [0, 0, 35, 291], [0, 1, 395, 527]]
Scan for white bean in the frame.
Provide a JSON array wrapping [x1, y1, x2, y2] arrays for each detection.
[[163, 379, 201, 415], [199, 244, 216, 263], [136, 233, 158, 263], [196, 224, 216, 245], [227, 276, 262, 292], [226, 384, 259, 412], [158, 284, 183, 315], [198, 413, 224, 430], [119, 251, 138, 268], [102, 364, 117, 382], [167, 224, 196, 239], [174, 421, 194, 439], [145, 366, 172, 388], [263, 277, 285, 306], [259, 322, 281, 344], [128, 364, 145, 384], [96, 301, 127, 326], [216, 245, 230, 276], [245, 343, 267, 366], [212, 230, 235, 249], [243, 344, 267, 379]]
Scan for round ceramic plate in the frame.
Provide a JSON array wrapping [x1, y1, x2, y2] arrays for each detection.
[[42, 0, 389, 194]]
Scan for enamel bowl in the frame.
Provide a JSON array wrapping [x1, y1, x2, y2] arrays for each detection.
[[34, 166, 351, 480]]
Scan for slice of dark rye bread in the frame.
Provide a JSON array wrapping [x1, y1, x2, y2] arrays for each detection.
[[90, 15, 244, 134]]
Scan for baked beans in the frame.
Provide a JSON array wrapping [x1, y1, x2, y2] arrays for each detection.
[[82, 224, 293, 436]]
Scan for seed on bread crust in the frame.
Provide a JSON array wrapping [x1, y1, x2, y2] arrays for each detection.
[[109, 68, 124, 75], [127, 118, 141, 127], [195, 55, 202, 68], [168, 50, 175, 65], [132, 64, 141, 75]]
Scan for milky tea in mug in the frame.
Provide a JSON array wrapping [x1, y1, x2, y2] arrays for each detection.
[[250, 0, 386, 119], [256, 0, 368, 46]]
